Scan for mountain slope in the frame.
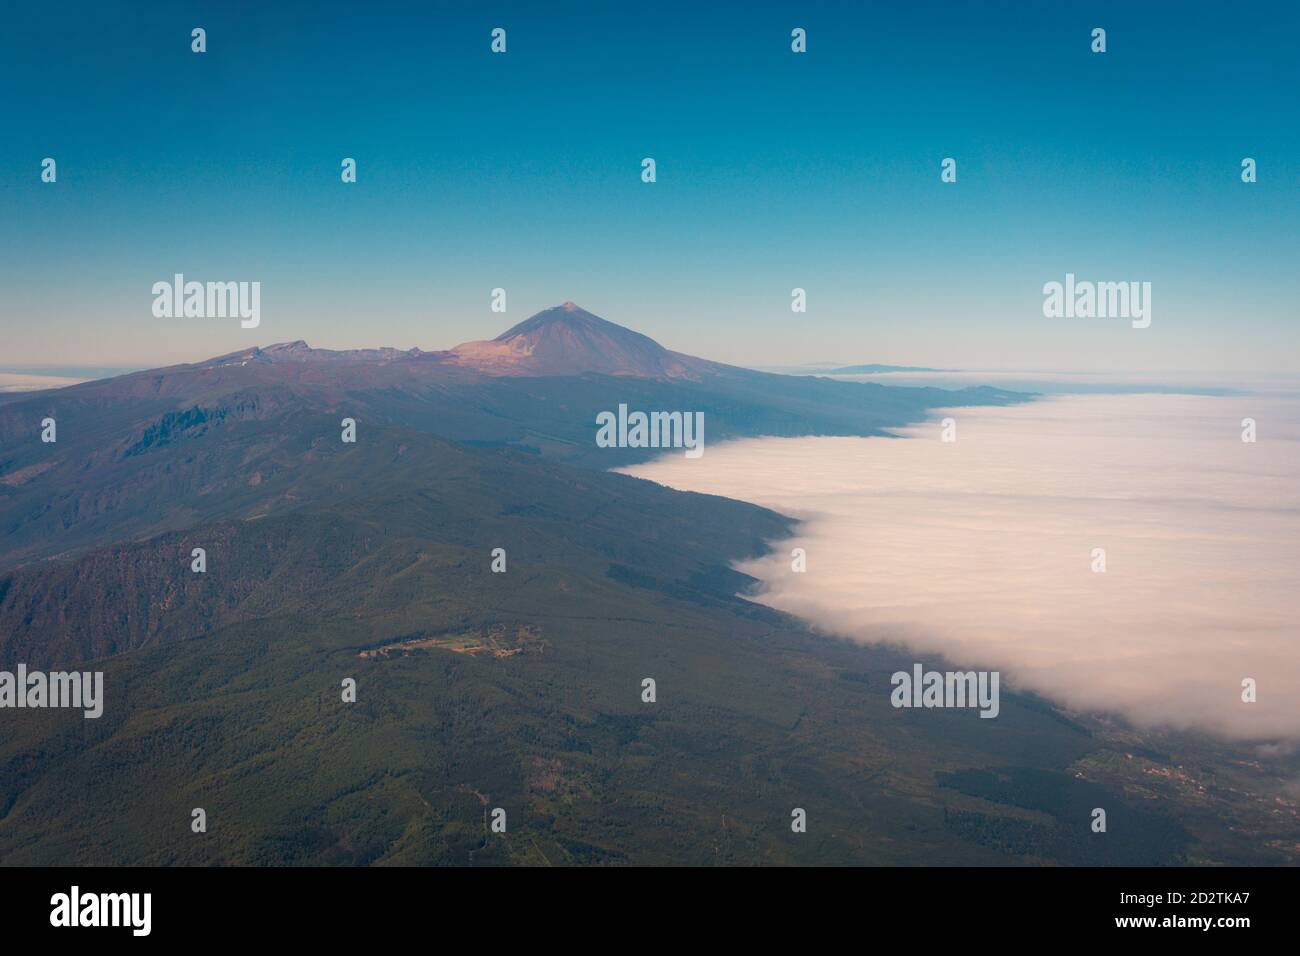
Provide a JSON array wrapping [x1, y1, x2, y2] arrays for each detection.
[[0, 421, 788, 669], [448, 302, 717, 379]]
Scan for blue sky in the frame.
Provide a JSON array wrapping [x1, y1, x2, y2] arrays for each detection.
[[2, 1, 1296, 372]]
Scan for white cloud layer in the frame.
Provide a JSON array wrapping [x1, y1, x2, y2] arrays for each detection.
[[621, 393, 1300, 740]]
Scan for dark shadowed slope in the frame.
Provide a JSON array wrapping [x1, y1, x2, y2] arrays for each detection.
[[0, 421, 790, 670]]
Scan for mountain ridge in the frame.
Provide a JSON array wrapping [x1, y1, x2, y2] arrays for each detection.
[[0, 302, 1030, 572], [1, 303, 958, 391], [185, 302, 727, 381]]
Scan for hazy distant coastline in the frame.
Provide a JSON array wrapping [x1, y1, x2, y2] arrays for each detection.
[[0, 367, 137, 392], [0, 372, 87, 393]]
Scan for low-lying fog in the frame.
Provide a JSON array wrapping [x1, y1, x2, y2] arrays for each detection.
[[621, 390, 1300, 741]]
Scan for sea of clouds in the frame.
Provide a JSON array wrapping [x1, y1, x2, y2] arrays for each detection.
[[621, 390, 1300, 741], [0, 372, 85, 393]]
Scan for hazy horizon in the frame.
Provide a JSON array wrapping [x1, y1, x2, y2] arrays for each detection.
[[4, 311, 1300, 386]]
